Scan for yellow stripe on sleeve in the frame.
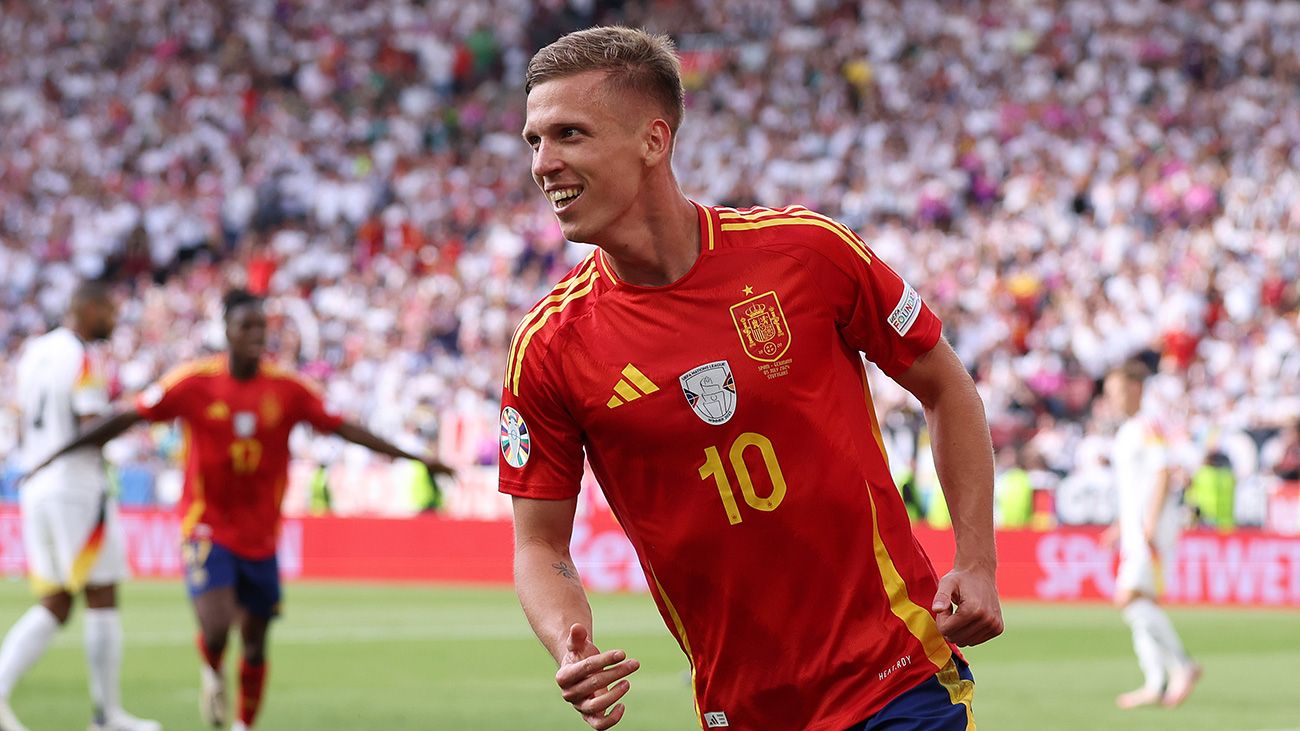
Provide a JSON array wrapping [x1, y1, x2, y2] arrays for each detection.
[[718, 206, 867, 248], [719, 214, 873, 265], [158, 355, 225, 391], [507, 268, 601, 396], [504, 256, 598, 391], [702, 205, 716, 251]]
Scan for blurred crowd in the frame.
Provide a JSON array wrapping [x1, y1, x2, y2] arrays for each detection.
[[1, 0, 1297, 525]]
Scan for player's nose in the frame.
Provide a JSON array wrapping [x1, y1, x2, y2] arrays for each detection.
[[531, 140, 564, 181]]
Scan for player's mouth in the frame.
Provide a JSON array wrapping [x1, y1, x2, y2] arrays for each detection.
[[547, 186, 583, 212]]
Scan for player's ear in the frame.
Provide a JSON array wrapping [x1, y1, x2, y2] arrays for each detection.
[[642, 118, 672, 167]]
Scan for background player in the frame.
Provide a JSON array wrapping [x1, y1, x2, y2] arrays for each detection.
[[28, 289, 453, 731], [502, 27, 1002, 730], [0, 281, 160, 731], [1103, 360, 1201, 709]]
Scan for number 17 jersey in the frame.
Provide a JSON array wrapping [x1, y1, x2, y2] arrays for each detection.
[[499, 204, 959, 731]]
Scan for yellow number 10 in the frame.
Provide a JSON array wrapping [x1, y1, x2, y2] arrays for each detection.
[[697, 432, 788, 525]]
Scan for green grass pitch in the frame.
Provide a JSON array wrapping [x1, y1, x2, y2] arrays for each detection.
[[0, 580, 1293, 730]]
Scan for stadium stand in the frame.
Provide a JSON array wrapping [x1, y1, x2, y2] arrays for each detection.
[[1, 0, 1297, 528]]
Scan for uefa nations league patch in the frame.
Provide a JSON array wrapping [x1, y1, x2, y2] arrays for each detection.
[[499, 406, 531, 468], [888, 281, 921, 337]]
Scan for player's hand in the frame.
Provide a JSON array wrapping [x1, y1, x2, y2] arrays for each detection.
[[932, 567, 1004, 647], [420, 458, 455, 480], [555, 623, 639, 729]]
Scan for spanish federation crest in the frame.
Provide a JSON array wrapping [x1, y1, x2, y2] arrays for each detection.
[[680, 361, 737, 425], [233, 411, 257, 438], [499, 406, 531, 468], [730, 291, 790, 362]]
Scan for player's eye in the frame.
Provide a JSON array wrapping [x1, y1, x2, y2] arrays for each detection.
[[560, 127, 580, 139]]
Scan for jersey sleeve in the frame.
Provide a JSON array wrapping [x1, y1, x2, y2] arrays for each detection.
[[1145, 417, 1170, 470], [801, 216, 942, 377], [135, 366, 196, 422], [497, 335, 585, 500], [289, 376, 345, 433], [71, 351, 111, 418]]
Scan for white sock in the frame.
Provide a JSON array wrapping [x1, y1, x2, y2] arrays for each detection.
[[1122, 600, 1166, 692], [1139, 600, 1191, 669], [84, 608, 123, 717], [0, 605, 61, 698]]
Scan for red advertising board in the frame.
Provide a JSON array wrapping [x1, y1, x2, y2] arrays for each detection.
[[0, 506, 1295, 607], [0, 507, 514, 586]]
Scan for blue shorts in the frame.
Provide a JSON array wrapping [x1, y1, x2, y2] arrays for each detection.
[[182, 539, 281, 618], [847, 657, 976, 731]]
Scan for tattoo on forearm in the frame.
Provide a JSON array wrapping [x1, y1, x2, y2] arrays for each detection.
[[552, 561, 579, 581]]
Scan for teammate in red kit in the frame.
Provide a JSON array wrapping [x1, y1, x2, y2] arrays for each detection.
[[30, 289, 452, 731], [501, 27, 1003, 730]]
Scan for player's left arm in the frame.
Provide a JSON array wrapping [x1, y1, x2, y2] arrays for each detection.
[[1143, 436, 1171, 554], [291, 375, 453, 479], [895, 338, 1004, 647], [331, 421, 453, 479]]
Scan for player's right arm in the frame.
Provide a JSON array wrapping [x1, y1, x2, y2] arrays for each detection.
[[500, 306, 638, 729], [513, 496, 639, 730], [21, 410, 144, 481], [24, 362, 198, 481]]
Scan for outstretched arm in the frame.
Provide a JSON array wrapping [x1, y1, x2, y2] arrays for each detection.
[[332, 421, 453, 478], [513, 496, 638, 729], [22, 410, 145, 480], [895, 337, 1004, 646]]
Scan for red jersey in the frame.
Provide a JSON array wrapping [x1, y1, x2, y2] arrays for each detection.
[[499, 204, 959, 730], [137, 355, 343, 558]]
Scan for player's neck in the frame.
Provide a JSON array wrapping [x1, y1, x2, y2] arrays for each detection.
[[599, 193, 699, 287], [66, 320, 92, 343], [229, 355, 260, 381]]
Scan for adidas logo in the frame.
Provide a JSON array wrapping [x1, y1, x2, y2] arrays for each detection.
[[606, 364, 660, 408]]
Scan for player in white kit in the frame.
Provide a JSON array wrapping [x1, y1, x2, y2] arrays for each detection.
[[0, 282, 160, 731], [1104, 360, 1201, 710]]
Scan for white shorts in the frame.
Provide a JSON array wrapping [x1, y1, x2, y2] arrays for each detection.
[[1116, 535, 1177, 597], [20, 485, 128, 595]]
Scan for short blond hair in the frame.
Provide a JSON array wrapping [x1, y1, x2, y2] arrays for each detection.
[[1109, 358, 1152, 384], [526, 26, 685, 132]]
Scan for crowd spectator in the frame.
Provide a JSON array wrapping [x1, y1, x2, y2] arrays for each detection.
[[1, 0, 1297, 524]]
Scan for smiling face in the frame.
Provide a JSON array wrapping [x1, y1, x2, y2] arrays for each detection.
[[523, 70, 657, 244]]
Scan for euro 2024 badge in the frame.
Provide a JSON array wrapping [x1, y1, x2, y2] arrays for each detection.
[[730, 291, 790, 363], [680, 361, 737, 425], [500, 406, 531, 468]]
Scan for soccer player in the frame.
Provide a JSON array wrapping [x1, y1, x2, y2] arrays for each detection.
[[500, 27, 1003, 730], [29, 289, 453, 731], [1103, 360, 1201, 709], [0, 281, 161, 731]]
